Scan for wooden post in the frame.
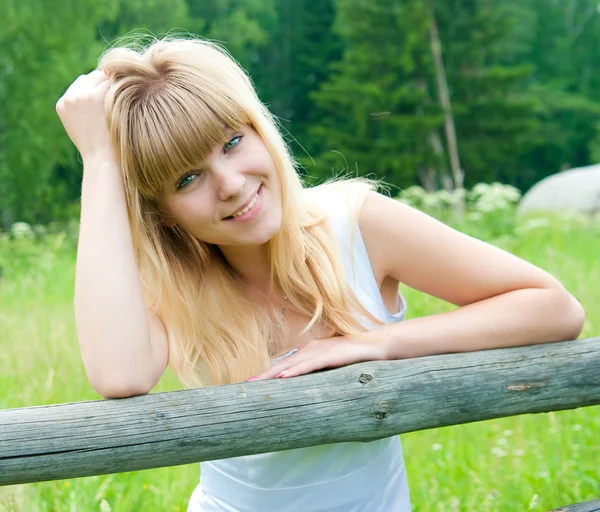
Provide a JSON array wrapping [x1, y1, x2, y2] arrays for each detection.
[[549, 499, 600, 511], [1, 338, 599, 486]]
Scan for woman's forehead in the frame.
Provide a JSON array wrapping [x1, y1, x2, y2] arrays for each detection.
[[125, 84, 252, 196]]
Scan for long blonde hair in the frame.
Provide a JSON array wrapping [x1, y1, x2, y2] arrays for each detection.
[[99, 36, 377, 387]]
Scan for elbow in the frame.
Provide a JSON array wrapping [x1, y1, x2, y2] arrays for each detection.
[[557, 290, 586, 341], [93, 381, 152, 399], [87, 370, 154, 399], [94, 383, 151, 400]]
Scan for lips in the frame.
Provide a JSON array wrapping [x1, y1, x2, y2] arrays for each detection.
[[223, 185, 262, 220]]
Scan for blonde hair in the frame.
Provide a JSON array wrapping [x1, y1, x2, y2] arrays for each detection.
[[99, 36, 378, 387]]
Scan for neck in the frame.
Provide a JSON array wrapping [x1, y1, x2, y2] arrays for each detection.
[[218, 243, 272, 291]]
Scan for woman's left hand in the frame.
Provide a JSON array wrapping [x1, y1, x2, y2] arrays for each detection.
[[254, 336, 387, 380]]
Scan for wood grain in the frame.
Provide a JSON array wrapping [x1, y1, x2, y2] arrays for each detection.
[[1, 337, 599, 486], [549, 499, 600, 511]]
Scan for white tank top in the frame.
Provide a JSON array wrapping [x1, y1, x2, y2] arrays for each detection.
[[187, 186, 411, 512]]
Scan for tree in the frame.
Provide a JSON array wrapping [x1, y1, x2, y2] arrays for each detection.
[[507, 0, 600, 187], [0, 0, 119, 227], [183, 0, 277, 72], [434, 0, 541, 190], [306, 0, 443, 189], [426, 0, 463, 192], [97, 0, 189, 44], [0, 0, 193, 228]]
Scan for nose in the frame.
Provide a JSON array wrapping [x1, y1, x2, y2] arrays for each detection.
[[213, 163, 246, 201]]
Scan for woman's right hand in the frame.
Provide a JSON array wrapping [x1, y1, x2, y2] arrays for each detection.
[[56, 70, 115, 163]]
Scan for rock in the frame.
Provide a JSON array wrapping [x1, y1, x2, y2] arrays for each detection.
[[519, 164, 600, 215]]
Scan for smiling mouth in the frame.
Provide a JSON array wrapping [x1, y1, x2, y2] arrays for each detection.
[[224, 187, 261, 220]]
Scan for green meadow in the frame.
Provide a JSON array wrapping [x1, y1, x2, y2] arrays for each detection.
[[1, 213, 599, 512]]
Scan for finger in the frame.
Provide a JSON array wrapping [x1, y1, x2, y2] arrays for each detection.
[[256, 362, 294, 380], [59, 72, 93, 100], [61, 73, 87, 96], [67, 70, 108, 95], [255, 348, 313, 380], [88, 69, 110, 87], [277, 360, 327, 379], [93, 78, 111, 98]]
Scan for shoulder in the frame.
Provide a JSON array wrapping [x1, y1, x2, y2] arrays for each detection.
[[304, 179, 374, 219], [304, 180, 376, 244], [358, 190, 457, 285], [356, 191, 404, 284], [358, 191, 567, 307]]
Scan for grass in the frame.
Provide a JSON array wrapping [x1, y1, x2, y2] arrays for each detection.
[[0, 215, 598, 512]]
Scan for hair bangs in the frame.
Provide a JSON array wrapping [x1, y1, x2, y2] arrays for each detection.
[[128, 79, 252, 198]]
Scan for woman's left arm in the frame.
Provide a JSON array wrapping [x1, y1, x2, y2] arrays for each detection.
[[255, 192, 585, 381], [359, 191, 586, 360]]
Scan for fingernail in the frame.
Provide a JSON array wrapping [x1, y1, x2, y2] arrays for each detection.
[[275, 372, 287, 379], [245, 376, 258, 382]]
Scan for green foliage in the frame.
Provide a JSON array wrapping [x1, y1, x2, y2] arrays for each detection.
[[304, 0, 442, 185], [249, 0, 342, 158], [397, 182, 523, 241], [517, 85, 600, 186], [497, 0, 600, 185], [97, 0, 189, 43], [3, 0, 600, 227], [432, 2, 541, 189], [0, 0, 120, 227], [520, 0, 600, 101], [589, 122, 600, 164], [183, 0, 277, 70]]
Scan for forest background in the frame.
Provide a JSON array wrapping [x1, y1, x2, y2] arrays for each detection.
[[2, 1, 600, 511], [3, 0, 600, 228]]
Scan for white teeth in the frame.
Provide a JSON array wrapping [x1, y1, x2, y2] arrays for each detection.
[[232, 193, 258, 218]]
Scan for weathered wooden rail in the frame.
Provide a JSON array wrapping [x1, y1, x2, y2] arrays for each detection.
[[550, 501, 600, 512], [1, 337, 600, 509]]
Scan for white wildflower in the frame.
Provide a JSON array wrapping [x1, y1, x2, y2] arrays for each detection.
[[10, 222, 34, 239], [99, 499, 112, 512], [491, 447, 507, 457], [528, 494, 539, 510]]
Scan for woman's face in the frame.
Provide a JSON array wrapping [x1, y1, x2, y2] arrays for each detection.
[[158, 126, 283, 247]]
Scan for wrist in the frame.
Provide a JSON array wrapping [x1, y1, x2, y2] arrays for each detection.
[[82, 148, 119, 169], [362, 324, 397, 361]]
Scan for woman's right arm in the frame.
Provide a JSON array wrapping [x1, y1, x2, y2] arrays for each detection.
[[57, 71, 168, 398], [76, 155, 169, 398]]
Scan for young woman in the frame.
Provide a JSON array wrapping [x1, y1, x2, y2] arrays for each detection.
[[56, 37, 585, 512]]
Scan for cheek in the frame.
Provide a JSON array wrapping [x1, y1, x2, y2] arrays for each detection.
[[270, 170, 283, 204], [173, 193, 214, 223]]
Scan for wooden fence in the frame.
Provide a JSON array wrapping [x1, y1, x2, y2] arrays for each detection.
[[2, 337, 600, 510]]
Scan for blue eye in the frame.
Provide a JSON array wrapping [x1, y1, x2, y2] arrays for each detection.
[[224, 135, 242, 152], [177, 173, 196, 190]]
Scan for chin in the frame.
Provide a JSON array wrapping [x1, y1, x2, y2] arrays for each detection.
[[254, 221, 282, 245], [248, 212, 282, 245]]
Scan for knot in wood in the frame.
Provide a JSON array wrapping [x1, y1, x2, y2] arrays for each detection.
[[359, 373, 373, 384], [153, 410, 167, 420], [506, 381, 547, 392], [375, 411, 387, 420]]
